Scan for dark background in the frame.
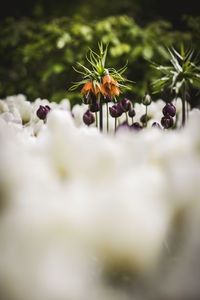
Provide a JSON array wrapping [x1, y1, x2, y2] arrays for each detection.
[[1, 0, 199, 29]]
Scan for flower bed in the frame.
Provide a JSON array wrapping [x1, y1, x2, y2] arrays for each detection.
[[0, 94, 200, 300]]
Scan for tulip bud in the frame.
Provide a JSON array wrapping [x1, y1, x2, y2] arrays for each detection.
[[83, 110, 95, 126], [161, 115, 174, 129], [90, 102, 100, 112], [140, 114, 150, 124], [109, 104, 122, 118], [36, 105, 51, 120], [117, 98, 131, 112], [128, 107, 135, 118], [83, 92, 96, 104], [103, 95, 112, 103], [162, 103, 176, 117], [142, 94, 152, 106], [152, 122, 161, 129], [131, 122, 143, 130]]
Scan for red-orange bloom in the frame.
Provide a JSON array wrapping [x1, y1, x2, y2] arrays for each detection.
[[103, 75, 117, 87], [81, 81, 95, 95], [95, 83, 104, 95], [102, 75, 120, 98]]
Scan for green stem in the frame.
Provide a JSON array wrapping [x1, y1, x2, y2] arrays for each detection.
[[99, 94, 103, 132], [145, 105, 148, 128], [106, 102, 109, 133], [186, 101, 189, 121], [95, 112, 98, 128]]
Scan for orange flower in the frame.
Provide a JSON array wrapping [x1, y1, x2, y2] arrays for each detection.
[[95, 83, 104, 95], [103, 75, 117, 87], [81, 81, 95, 95], [102, 75, 120, 98]]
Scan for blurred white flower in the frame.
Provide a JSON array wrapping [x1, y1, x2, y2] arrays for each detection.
[[0, 94, 200, 300]]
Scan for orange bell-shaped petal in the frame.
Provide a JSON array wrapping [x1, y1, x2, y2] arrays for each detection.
[[95, 83, 107, 95], [81, 81, 95, 95], [111, 85, 120, 96], [103, 75, 117, 86]]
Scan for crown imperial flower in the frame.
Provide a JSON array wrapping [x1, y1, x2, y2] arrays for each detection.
[[70, 42, 133, 132]]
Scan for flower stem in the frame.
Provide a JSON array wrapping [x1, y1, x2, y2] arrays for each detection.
[[115, 118, 117, 132], [99, 95, 103, 132], [106, 103, 109, 133], [145, 105, 148, 128], [187, 101, 189, 121], [95, 112, 98, 128]]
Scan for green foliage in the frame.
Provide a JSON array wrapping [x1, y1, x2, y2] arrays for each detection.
[[152, 46, 200, 96], [0, 15, 198, 105]]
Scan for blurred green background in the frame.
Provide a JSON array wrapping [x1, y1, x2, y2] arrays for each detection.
[[0, 0, 200, 106]]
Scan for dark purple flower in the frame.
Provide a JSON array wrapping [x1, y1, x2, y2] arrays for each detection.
[[161, 115, 174, 129], [117, 98, 131, 113], [140, 114, 150, 124], [36, 105, 51, 120], [109, 104, 122, 118], [162, 103, 176, 117], [83, 110, 95, 126], [90, 102, 100, 112], [142, 93, 152, 106], [128, 107, 135, 118], [83, 92, 96, 104], [131, 122, 143, 130], [103, 95, 112, 103], [152, 122, 161, 129]]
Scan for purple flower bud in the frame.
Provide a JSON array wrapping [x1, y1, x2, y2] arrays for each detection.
[[162, 103, 176, 117], [161, 115, 174, 129], [152, 122, 161, 129], [103, 95, 112, 103], [36, 105, 51, 120], [140, 114, 150, 124], [117, 98, 131, 112], [83, 110, 95, 126], [109, 104, 122, 118], [128, 107, 135, 118], [131, 122, 143, 130], [142, 93, 152, 106], [83, 92, 96, 104], [45, 105, 51, 112], [90, 102, 100, 112]]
